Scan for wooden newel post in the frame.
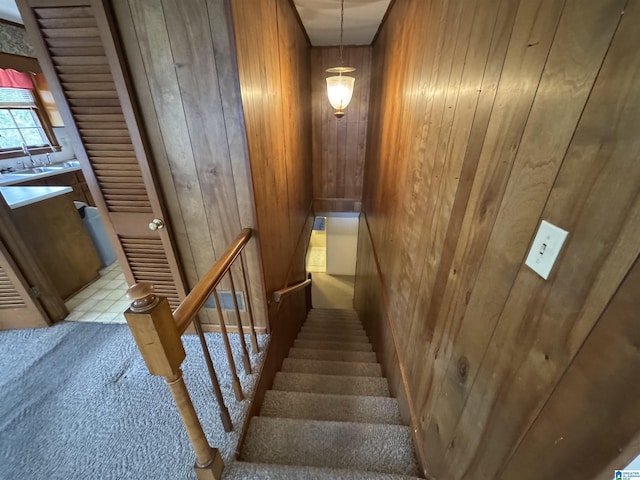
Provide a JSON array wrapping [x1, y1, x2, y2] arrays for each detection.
[[124, 282, 224, 480]]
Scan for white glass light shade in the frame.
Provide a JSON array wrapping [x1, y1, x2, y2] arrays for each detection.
[[326, 75, 355, 117]]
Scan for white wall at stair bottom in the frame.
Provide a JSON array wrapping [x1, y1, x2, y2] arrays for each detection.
[[326, 214, 359, 276]]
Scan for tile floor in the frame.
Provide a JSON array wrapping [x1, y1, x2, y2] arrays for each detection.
[[68, 232, 351, 324], [64, 262, 129, 324]]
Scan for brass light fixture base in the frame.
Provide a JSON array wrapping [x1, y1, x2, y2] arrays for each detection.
[[326, 66, 356, 74]]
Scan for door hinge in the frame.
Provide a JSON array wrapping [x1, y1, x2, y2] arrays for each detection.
[[28, 286, 41, 299]]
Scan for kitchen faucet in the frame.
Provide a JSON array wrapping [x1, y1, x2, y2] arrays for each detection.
[[21, 142, 36, 166]]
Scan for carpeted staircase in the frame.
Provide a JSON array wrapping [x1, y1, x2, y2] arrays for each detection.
[[227, 308, 421, 479]]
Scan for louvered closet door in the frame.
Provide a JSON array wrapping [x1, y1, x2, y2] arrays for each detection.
[[0, 239, 49, 329], [18, 0, 186, 309]]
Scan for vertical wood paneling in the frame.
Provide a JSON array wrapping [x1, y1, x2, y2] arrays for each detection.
[[112, 0, 268, 329], [435, 1, 634, 477], [230, 0, 313, 299], [353, 214, 422, 466], [124, 0, 216, 298], [311, 47, 371, 213], [499, 258, 640, 479], [278, 0, 312, 261], [355, 0, 639, 478], [230, 0, 289, 298], [206, 0, 270, 330]]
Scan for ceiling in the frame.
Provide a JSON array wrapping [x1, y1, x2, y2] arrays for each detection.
[[293, 0, 391, 46], [0, 0, 391, 46]]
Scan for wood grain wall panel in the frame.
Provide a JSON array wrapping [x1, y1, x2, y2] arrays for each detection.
[[278, 0, 312, 255], [354, 214, 424, 468], [230, 0, 313, 301], [311, 47, 370, 213], [205, 0, 271, 332], [231, 0, 287, 297], [429, 1, 633, 477], [356, 0, 639, 477], [498, 257, 640, 478], [112, 0, 268, 329], [160, 0, 249, 326], [111, 0, 196, 292]]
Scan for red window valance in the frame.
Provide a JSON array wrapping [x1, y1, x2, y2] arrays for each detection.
[[0, 68, 33, 89]]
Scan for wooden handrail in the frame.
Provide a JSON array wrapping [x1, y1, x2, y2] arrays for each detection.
[[124, 227, 256, 478], [174, 228, 252, 334], [124, 287, 224, 478], [272, 277, 311, 303]]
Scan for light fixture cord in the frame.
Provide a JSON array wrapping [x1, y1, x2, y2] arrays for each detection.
[[339, 0, 344, 66]]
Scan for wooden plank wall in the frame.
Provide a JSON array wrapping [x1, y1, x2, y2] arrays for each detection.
[[354, 0, 640, 478], [311, 47, 371, 213], [111, 0, 268, 331], [230, 0, 314, 302]]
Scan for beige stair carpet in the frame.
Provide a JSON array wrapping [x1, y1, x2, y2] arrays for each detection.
[[235, 308, 421, 479]]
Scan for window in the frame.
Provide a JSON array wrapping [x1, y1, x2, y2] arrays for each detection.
[[0, 87, 58, 159]]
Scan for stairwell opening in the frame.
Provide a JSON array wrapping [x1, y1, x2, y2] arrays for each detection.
[[305, 213, 359, 310]]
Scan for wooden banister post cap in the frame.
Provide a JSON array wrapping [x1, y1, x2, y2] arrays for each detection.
[[127, 282, 160, 312]]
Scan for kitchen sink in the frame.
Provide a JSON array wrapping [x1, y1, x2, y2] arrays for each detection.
[[13, 166, 66, 175]]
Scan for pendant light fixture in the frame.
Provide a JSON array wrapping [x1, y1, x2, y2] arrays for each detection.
[[326, 0, 355, 119]]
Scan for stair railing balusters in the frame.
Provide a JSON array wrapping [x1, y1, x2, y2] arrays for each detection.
[[124, 282, 224, 479], [192, 318, 233, 432], [228, 269, 252, 374], [214, 287, 244, 401], [239, 252, 259, 353], [124, 228, 258, 477]]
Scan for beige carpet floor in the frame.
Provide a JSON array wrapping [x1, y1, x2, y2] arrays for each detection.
[[310, 273, 354, 309]]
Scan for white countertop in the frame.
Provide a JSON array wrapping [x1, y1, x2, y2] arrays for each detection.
[[0, 186, 73, 209], [0, 165, 81, 186]]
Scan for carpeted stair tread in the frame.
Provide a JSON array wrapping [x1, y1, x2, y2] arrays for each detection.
[[305, 313, 361, 322], [306, 310, 360, 322], [305, 317, 362, 325], [303, 322, 364, 331], [296, 332, 370, 344], [242, 417, 419, 476], [282, 358, 382, 377], [273, 372, 390, 396], [294, 339, 372, 352], [304, 317, 362, 327], [288, 347, 377, 363], [235, 308, 421, 479], [224, 461, 421, 479], [307, 308, 360, 316], [260, 390, 402, 424], [301, 325, 367, 335]]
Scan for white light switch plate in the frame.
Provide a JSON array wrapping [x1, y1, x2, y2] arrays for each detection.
[[525, 220, 569, 280]]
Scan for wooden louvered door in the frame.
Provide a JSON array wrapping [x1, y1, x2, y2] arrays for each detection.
[[18, 0, 186, 309], [0, 238, 49, 329]]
